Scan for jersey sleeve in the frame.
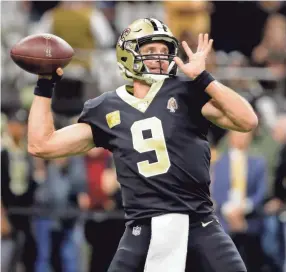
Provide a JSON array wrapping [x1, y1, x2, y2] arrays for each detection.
[[187, 78, 211, 108], [178, 75, 211, 109], [78, 93, 111, 149], [179, 76, 212, 134]]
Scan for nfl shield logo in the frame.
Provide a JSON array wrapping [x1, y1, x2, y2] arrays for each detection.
[[132, 226, 141, 236]]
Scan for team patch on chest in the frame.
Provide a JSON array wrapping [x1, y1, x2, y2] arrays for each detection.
[[106, 110, 121, 128], [167, 97, 178, 113]]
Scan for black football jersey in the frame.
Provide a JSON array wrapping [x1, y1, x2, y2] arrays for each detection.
[[78, 77, 214, 220]]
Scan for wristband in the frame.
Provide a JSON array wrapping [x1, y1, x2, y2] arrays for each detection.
[[192, 70, 215, 90], [34, 79, 55, 98], [34, 73, 62, 98]]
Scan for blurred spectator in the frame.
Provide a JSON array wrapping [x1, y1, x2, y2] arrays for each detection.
[[257, 1, 286, 15], [210, 2, 259, 55], [272, 141, 286, 205], [1, 112, 8, 136], [264, 116, 286, 270], [251, 13, 286, 111], [84, 148, 124, 272], [224, 51, 278, 131], [33, 117, 87, 272], [1, 1, 29, 48], [33, 1, 115, 117], [1, 108, 37, 272], [34, 1, 115, 70], [114, 1, 164, 33], [1, 1, 30, 112], [211, 2, 285, 56], [1, 201, 13, 272], [164, 1, 213, 38], [1, 201, 12, 238], [272, 115, 286, 145], [84, 148, 116, 210], [21, 1, 60, 22], [96, 1, 119, 37], [212, 130, 267, 272], [252, 13, 286, 73]]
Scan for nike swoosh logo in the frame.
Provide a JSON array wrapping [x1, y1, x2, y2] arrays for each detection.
[[201, 220, 213, 227], [134, 29, 142, 32]]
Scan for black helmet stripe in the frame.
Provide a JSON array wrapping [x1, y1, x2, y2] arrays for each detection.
[[148, 18, 168, 32], [148, 18, 158, 31], [158, 20, 168, 32], [151, 18, 163, 29]]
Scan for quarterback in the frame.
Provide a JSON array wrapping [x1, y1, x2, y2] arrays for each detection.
[[28, 18, 257, 271]]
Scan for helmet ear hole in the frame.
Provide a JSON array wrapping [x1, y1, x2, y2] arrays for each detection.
[[121, 57, 127, 62], [133, 63, 141, 72]]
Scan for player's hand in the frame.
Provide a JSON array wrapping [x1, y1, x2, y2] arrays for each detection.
[[174, 33, 213, 79], [264, 198, 283, 215], [38, 67, 64, 81], [224, 206, 247, 232]]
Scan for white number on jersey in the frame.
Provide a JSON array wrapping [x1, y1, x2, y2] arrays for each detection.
[[130, 117, 171, 177]]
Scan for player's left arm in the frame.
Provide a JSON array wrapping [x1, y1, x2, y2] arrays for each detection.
[[201, 83, 258, 132], [174, 33, 258, 132]]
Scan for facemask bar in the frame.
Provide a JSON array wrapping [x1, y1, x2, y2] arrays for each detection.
[[134, 54, 177, 77]]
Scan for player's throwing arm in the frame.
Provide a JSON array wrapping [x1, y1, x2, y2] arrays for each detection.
[[10, 34, 95, 159]]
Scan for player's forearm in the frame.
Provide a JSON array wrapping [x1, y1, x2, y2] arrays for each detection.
[[28, 96, 55, 156], [205, 81, 258, 131]]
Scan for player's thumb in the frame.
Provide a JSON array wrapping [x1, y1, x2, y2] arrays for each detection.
[[51, 67, 63, 83], [174, 57, 184, 70], [56, 67, 64, 76]]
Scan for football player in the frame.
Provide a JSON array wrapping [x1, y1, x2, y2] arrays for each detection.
[[28, 18, 258, 271]]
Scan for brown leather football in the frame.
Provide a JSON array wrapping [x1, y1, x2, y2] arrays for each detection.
[[10, 33, 74, 75]]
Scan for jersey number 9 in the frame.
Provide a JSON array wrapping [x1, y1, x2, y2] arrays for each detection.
[[131, 117, 171, 177]]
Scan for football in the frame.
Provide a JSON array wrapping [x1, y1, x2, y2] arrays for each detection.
[[10, 33, 74, 75]]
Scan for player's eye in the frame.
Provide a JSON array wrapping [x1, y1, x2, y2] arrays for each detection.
[[161, 49, 169, 55]]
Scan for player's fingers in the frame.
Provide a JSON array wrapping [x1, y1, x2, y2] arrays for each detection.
[[51, 68, 63, 82], [203, 34, 209, 50], [173, 56, 185, 69], [206, 39, 214, 55], [181, 41, 193, 59], [197, 33, 204, 51]]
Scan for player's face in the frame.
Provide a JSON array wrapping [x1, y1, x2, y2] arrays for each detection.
[[139, 42, 169, 74]]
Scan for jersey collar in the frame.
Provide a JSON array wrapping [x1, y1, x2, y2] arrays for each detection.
[[116, 80, 165, 113]]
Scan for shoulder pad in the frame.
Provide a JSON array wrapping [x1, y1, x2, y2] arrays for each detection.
[[83, 92, 109, 110]]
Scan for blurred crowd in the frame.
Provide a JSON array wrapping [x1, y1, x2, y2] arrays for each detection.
[[1, 1, 286, 272]]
